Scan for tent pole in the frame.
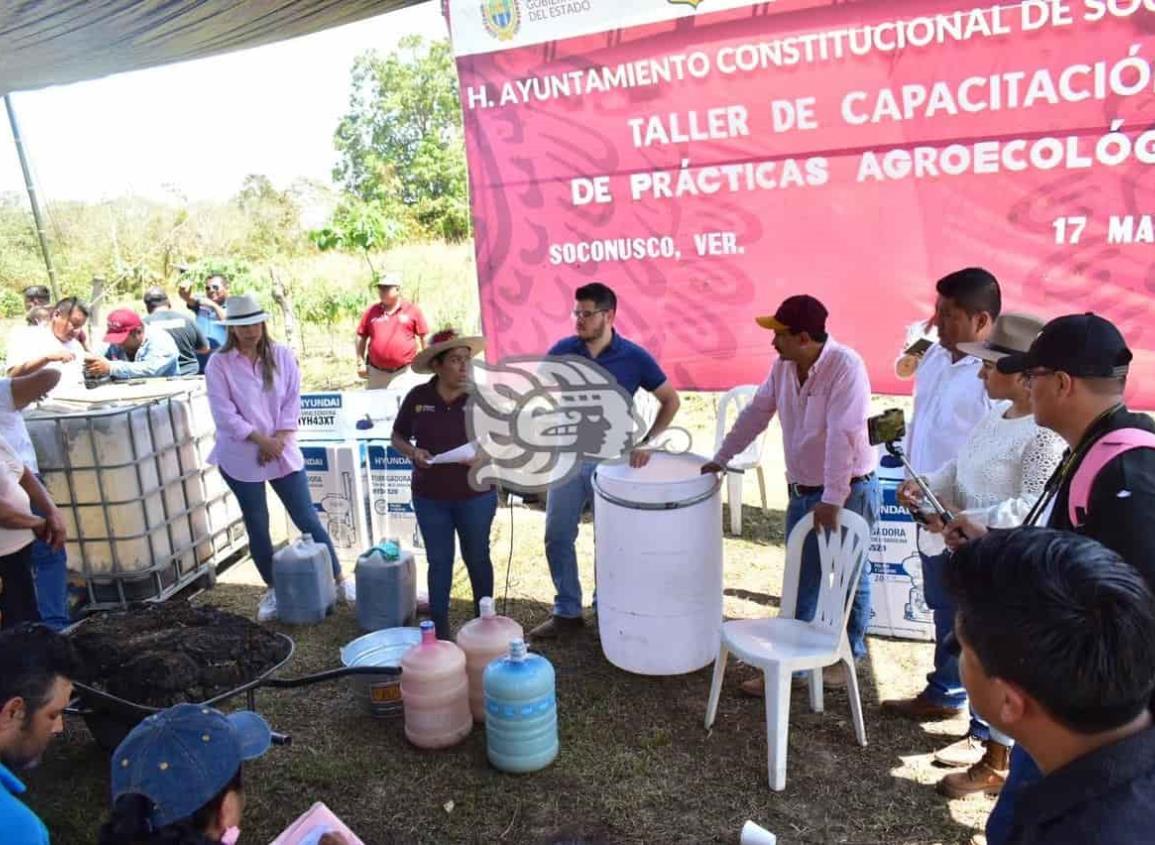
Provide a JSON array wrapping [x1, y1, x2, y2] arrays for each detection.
[[4, 94, 59, 299]]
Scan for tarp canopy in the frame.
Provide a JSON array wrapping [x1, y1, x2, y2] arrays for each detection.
[[0, 0, 429, 97]]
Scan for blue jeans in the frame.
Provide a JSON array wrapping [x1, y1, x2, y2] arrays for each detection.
[[221, 469, 342, 586], [788, 475, 881, 660], [986, 744, 1041, 845], [414, 491, 497, 640], [31, 484, 69, 630], [544, 463, 597, 619], [920, 549, 969, 711]]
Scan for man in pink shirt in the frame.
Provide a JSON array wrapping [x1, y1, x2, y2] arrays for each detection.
[[703, 295, 879, 695]]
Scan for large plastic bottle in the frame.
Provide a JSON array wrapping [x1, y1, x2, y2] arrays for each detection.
[[483, 638, 558, 773], [272, 534, 335, 625], [355, 542, 417, 632], [400, 620, 472, 749], [456, 597, 524, 722]]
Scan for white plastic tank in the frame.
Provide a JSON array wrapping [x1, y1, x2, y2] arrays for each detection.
[[593, 452, 723, 675], [24, 381, 247, 605]]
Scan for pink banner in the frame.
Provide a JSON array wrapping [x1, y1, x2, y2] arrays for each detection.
[[455, 0, 1155, 403]]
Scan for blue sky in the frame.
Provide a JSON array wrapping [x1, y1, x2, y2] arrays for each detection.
[[0, 4, 445, 203]]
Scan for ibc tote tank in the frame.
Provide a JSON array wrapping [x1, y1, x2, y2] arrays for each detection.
[[593, 452, 723, 675]]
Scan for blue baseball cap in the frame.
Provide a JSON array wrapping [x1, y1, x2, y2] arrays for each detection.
[[110, 703, 271, 828]]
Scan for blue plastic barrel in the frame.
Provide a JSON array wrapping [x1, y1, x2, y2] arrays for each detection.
[[483, 639, 558, 773]]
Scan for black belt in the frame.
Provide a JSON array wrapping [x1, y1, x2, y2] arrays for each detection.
[[787, 473, 874, 498]]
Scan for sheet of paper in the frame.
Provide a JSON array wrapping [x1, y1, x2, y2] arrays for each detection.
[[429, 442, 477, 465], [269, 802, 364, 845]]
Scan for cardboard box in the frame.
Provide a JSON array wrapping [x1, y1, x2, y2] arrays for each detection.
[[298, 443, 372, 565], [866, 463, 934, 642]]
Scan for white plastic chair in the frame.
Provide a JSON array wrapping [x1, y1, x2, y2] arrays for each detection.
[[704, 510, 871, 791], [714, 386, 768, 535]]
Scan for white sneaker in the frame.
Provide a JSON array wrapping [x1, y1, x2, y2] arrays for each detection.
[[257, 589, 278, 622], [340, 578, 356, 604]]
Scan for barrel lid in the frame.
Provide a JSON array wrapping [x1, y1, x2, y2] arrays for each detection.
[[594, 451, 717, 506]]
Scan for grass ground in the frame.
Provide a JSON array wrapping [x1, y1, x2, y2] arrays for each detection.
[[22, 365, 988, 844]]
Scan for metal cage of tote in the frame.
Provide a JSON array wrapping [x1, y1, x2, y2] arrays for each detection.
[[27, 384, 248, 609]]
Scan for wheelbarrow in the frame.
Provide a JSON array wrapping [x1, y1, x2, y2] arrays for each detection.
[[67, 631, 400, 751]]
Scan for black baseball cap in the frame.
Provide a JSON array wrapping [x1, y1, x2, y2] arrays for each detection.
[[997, 313, 1132, 378], [756, 294, 828, 336]]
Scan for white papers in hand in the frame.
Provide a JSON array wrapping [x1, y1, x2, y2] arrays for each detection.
[[429, 442, 478, 465]]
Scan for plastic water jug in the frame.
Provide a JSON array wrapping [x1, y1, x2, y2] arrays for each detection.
[[400, 620, 472, 749], [456, 596, 524, 722], [483, 638, 558, 773], [355, 542, 417, 632], [272, 534, 335, 625]]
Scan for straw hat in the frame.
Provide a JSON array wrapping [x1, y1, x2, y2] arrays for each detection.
[[220, 294, 269, 326], [411, 329, 485, 374], [956, 312, 1045, 363]]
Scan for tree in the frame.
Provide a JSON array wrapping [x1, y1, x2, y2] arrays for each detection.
[[332, 35, 470, 242]]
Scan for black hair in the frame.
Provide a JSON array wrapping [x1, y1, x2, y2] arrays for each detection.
[[23, 285, 50, 301], [143, 289, 170, 311], [935, 267, 1002, 319], [797, 328, 828, 343], [204, 275, 228, 288], [53, 295, 90, 319], [98, 767, 243, 845], [574, 283, 617, 313], [0, 624, 80, 714], [949, 527, 1155, 734]]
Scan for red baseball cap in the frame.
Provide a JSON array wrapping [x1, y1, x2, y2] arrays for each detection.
[[755, 294, 828, 336], [104, 309, 144, 344]]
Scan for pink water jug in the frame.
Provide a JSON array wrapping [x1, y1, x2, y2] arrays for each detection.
[[400, 620, 472, 749], [456, 596, 524, 723]]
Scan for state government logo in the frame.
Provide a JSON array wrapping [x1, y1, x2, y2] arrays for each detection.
[[482, 0, 522, 41]]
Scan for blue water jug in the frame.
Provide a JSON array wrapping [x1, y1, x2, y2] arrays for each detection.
[[355, 542, 417, 632], [483, 639, 558, 773], [272, 533, 335, 625]]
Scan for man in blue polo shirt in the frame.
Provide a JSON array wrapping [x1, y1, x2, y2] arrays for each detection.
[[0, 624, 78, 844], [530, 282, 681, 639]]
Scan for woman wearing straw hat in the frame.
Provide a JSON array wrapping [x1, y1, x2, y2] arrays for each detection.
[[205, 294, 350, 622], [887, 312, 1065, 800], [391, 328, 493, 639]]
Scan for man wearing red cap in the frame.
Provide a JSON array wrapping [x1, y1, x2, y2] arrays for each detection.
[[83, 309, 180, 381], [703, 294, 879, 695]]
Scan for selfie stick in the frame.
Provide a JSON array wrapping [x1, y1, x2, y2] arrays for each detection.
[[881, 439, 954, 523]]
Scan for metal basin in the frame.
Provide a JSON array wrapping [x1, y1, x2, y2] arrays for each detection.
[[340, 627, 421, 718]]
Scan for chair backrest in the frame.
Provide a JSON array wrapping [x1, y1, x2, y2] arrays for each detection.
[[779, 510, 871, 639], [714, 385, 765, 467]]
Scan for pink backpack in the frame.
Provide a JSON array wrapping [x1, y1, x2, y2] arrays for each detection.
[[1068, 428, 1155, 527]]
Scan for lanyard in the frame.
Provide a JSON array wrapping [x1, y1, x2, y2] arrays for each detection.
[[1024, 404, 1123, 526]]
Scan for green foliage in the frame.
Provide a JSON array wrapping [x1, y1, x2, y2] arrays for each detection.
[[330, 35, 470, 244], [0, 288, 23, 318]]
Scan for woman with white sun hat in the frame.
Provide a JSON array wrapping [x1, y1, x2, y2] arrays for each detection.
[[205, 294, 351, 621]]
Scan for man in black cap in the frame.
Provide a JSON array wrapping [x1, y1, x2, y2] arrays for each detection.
[[942, 312, 1155, 845], [703, 294, 879, 694]]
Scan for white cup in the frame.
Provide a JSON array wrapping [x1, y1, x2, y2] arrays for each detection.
[[739, 820, 777, 845]]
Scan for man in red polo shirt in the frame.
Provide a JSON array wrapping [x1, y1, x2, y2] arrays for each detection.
[[355, 273, 429, 389]]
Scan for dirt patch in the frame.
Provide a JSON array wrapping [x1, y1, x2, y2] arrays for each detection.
[[70, 601, 290, 706]]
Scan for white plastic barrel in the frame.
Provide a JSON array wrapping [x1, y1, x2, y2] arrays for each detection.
[[593, 452, 723, 675]]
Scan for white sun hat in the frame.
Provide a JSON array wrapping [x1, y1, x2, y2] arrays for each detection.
[[220, 294, 269, 326]]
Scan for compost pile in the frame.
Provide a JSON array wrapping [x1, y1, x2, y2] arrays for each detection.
[[70, 602, 290, 707]]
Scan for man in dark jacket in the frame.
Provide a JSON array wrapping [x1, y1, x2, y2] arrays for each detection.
[[944, 313, 1155, 844], [949, 528, 1155, 845]]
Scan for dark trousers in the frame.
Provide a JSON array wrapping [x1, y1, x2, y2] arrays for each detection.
[[0, 544, 41, 629]]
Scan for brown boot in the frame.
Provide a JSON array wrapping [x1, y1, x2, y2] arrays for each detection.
[[528, 615, 584, 639], [936, 740, 1011, 798], [880, 693, 965, 721], [934, 734, 987, 768]]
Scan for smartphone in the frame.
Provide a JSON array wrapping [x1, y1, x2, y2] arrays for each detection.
[[867, 408, 906, 447], [903, 337, 934, 357]]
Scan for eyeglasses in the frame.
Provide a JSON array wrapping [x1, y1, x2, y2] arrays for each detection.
[[572, 309, 607, 320], [1023, 368, 1057, 385]]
